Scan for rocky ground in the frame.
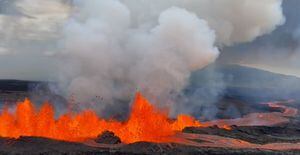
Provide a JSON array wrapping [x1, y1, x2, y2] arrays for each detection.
[[1, 133, 300, 155], [183, 122, 300, 145]]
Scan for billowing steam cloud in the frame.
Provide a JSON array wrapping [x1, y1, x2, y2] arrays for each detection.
[[0, 0, 285, 116], [121, 0, 285, 45], [61, 2, 219, 110], [59, 0, 285, 115]]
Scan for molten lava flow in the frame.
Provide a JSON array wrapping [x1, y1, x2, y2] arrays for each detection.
[[0, 92, 202, 143], [221, 125, 232, 130]]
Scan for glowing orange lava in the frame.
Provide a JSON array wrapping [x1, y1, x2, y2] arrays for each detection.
[[221, 125, 232, 130], [0, 92, 202, 143]]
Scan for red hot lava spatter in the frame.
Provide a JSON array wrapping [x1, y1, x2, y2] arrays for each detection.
[[0, 92, 206, 143]]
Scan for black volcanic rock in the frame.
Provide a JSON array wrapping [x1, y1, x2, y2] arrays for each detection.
[[120, 142, 298, 155], [0, 135, 300, 154], [183, 124, 300, 144], [95, 131, 121, 144], [0, 136, 108, 154]]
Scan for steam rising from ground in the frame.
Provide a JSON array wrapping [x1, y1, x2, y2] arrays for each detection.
[[62, 4, 218, 111], [59, 0, 284, 115], [0, 0, 285, 116]]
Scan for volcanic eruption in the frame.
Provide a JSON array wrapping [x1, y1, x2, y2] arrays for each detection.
[[0, 92, 204, 143], [2, 0, 300, 154]]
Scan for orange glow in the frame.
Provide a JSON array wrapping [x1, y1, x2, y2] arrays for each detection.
[[0, 92, 203, 143], [221, 125, 232, 130]]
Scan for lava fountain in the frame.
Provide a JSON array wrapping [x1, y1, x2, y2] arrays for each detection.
[[0, 92, 203, 143]]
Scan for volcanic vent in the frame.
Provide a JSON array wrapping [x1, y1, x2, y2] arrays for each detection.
[[1, 0, 300, 154], [0, 92, 202, 143], [1, 87, 300, 154]]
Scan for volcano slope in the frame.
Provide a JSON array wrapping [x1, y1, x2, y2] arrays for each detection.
[[1, 65, 300, 154]]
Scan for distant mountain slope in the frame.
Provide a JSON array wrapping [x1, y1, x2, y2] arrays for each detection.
[[0, 80, 44, 92], [0, 65, 298, 100], [189, 64, 300, 102]]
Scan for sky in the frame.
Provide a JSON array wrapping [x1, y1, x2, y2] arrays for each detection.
[[219, 0, 300, 77], [0, 0, 299, 80], [0, 0, 69, 81]]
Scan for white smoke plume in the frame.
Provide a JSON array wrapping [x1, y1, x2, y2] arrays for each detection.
[[121, 0, 285, 45], [61, 2, 218, 110], [0, 0, 285, 116], [58, 0, 285, 115]]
